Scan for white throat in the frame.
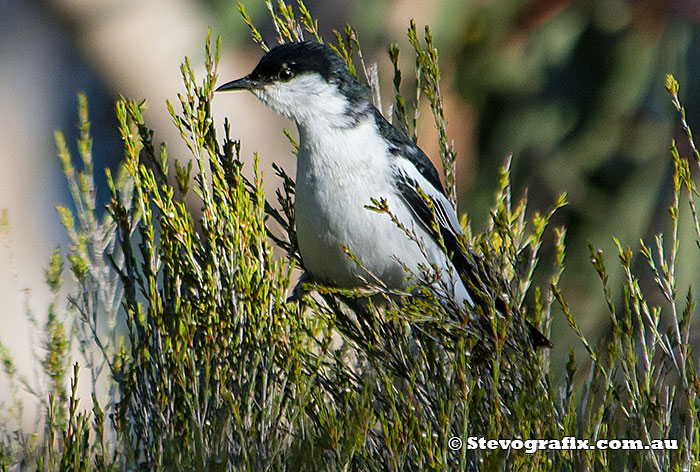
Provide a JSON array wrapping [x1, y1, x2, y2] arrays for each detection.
[[253, 73, 362, 128]]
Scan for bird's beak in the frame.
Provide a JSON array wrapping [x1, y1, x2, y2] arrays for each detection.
[[216, 75, 260, 92]]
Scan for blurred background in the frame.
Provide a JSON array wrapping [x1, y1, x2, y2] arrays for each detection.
[[2, 0, 700, 405]]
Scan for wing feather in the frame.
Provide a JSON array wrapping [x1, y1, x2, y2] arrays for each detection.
[[374, 107, 551, 348]]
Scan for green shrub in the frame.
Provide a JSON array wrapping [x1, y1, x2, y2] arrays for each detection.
[[0, 2, 698, 471]]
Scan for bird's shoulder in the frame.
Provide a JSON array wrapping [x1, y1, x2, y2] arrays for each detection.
[[369, 107, 445, 197], [366, 106, 460, 237]]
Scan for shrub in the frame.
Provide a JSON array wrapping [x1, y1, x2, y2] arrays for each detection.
[[0, 2, 698, 471]]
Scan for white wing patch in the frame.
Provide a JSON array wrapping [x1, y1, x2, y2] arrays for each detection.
[[393, 157, 462, 238]]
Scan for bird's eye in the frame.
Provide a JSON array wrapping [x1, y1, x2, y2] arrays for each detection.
[[279, 67, 294, 81]]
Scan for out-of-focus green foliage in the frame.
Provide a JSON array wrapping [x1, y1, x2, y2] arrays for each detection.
[[450, 1, 700, 346]]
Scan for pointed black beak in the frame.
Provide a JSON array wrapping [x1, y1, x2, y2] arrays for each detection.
[[216, 76, 259, 92]]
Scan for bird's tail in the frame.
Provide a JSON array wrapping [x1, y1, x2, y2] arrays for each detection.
[[443, 232, 552, 349]]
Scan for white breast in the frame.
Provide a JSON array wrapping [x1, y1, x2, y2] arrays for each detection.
[[294, 115, 466, 303], [295, 116, 389, 284]]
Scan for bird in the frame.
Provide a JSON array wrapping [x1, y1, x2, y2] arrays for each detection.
[[216, 41, 550, 347]]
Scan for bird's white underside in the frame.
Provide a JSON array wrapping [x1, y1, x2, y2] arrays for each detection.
[[254, 73, 469, 306]]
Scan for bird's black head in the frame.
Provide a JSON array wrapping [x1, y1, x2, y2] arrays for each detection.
[[217, 41, 371, 123]]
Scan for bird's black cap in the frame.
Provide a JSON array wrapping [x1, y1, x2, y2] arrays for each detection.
[[217, 41, 370, 103]]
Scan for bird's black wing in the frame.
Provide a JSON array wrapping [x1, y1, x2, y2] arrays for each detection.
[[373, 108, 552, 348], [371, 107, 462, 236], [371, 108, 445, 195], [391, 152, 483, 310], [371, 107, 466, 269], [392, 158, 552, 348]]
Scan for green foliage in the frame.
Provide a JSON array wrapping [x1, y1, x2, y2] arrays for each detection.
[[107, 33, 312, 468], [419, 1, 696, 350], [1, 92, 124, 471], [0, 3, 699, 471]]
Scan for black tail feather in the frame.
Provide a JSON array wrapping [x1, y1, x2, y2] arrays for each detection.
[[443, 230, 552, 349]]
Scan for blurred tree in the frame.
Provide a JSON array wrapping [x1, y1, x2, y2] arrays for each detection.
[[449, 0, 699, 347]]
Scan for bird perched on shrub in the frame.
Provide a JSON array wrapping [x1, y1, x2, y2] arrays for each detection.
[[217, 41, 550, 348]]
